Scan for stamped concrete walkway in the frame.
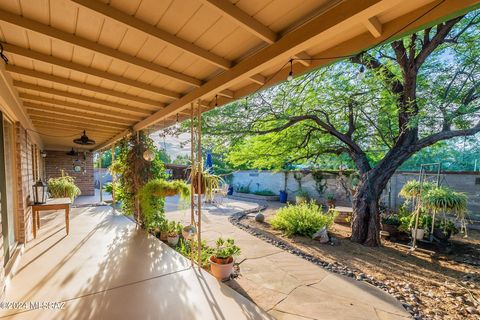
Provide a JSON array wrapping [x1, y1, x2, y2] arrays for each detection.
[[166, 198, 412, 320], [2, 206, 270, 320]]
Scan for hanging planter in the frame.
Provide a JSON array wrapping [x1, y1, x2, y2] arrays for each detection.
[[191, 170, 223, 201], [399, 180, 436, 200]]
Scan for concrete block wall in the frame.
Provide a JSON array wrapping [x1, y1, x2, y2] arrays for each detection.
[[44, 150, 94, 196], [231, 170, 480, 212]]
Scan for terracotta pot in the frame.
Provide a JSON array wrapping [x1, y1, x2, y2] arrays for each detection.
[[192, 173, 205, 194], [209, 256, 234, 280], [160, 231, 168, 241], [167, 235, 180, 246], [411, 228, 425, 240]]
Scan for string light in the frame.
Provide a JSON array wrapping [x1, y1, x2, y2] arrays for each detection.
[[287, 59, 293, 81], [244, 97, 248, 111], [215, 95, 218, 107]]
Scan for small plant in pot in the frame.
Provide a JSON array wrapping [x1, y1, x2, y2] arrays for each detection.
[[433, 219, 458, 241], [326, 193, 336, 208], [209, 238, 241, 281], [159, 220, 169, 242], [167, 221, 183, 246], [295, 189, 310, 204], [400, 212, 431, 240], [381, 214, 401, 235]]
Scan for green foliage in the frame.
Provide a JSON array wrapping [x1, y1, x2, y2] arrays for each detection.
[[422, 186, 468, 215], [381, 214, 401, 226], [271, 201, 337, 237], [252, 189, 276, 196], [175, 238, 213, 268], [47, 171, 81, 201], [235, 184, 250, 193], [399, 211, 432, 231], [212, 238, 241, 260], [167, 221, 183, 237], [296, 189, 310, 199], [399, 180, 435, 199]]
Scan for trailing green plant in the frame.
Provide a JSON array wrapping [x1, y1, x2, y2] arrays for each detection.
[[138, 179, 189, 231], [114, 133, 167, 226], [102, 181, 121, 195], [271, 201, 337, 237], [399, 180, 436, 200], [399, 211, 432, 232], [47, 171, 81, 201], [252, 189, 276, 196], [422, 186, 467, 216], [435, 219, 459, 236], [192, 169, 224, 201], [108, 161, 123, 175], [211, 238, 241, 260]]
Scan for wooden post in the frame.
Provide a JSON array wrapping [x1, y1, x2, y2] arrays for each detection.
[[111, 145, 116, 210], [190, 103, 195, 267], [196, 100, 202, 270]]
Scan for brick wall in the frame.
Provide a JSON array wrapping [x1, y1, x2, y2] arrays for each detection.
[[44, 150, 94, 196], [15, 124, 35, 244]]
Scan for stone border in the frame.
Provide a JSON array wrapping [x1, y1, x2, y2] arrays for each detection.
[[229, 207, 423, 320]]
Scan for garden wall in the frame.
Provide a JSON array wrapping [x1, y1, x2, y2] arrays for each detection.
[[230, 170, 480, 212]]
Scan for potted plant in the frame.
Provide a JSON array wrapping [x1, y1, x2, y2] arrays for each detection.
[[192, 169, 223, 202], [400, 212, 431, 240], [209, 238, 241, 281], [295, 189, 310, 204], [159, 220, 169, 242], [326, 193, 336, 208], [381, 214, 400, 235], [433, 219, 458, 241], [167, 221, 182, 246]]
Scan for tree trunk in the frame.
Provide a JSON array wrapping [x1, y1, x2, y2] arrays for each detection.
[[350, 176, 383, 246]]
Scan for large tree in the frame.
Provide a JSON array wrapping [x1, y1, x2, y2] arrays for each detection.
[[202, 13, 480, 246]]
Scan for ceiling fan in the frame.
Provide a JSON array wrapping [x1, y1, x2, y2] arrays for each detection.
[[73, 130, 95, 145]]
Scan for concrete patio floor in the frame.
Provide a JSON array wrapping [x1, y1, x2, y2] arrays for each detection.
[[1, 206, 270, 320], [166, 198, 412, 320]]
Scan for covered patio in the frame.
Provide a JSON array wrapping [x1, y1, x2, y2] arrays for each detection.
[[0, 0, 479, 319]]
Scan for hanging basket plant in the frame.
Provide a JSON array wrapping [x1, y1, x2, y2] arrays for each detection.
[[422, 186, 468, 216], [191, 170, 223, 201], [108, 161, 123, 175], [141, 179, 190, 200], [399, 180, 436, 199]]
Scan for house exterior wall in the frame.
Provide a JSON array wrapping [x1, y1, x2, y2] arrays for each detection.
[[44, 151, 94, 196]]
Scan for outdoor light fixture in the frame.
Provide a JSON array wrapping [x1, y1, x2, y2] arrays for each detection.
[[215, 95, 218, 107], [32, 180, 47, 204], [287, 59, 293, 81], [40, 150, 47, 158], [73, 130, 95, 145], [143, 149, 155, 162]]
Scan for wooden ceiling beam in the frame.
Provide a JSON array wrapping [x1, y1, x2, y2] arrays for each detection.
[[3, 43, 181, 100], [94, 129, 131, 151], [26, 107, 129, 129], [32, 126, 114, 138], [31, 118, 119, 134], [0, 9, 201, 87], [249, 74, 265, 85], [6, 65, 163, 109], [133, 0, 399, 132], [23, 100, 136, 125], [19, 93, 144, 121], [198, 0, 277, 44], [30, 115, 121, 136], [364, 16, 383, 38], [69, 0, 231, 70], [13, 80, 153, 116]]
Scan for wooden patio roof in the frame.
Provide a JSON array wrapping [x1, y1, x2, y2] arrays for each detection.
[[0, 0, 478, 150]]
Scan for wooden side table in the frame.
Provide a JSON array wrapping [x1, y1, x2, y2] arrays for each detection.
[[31, 197, 71, 238]]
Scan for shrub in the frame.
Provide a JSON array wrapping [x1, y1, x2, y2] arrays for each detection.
[[175, 238, 213, 268], [271, 201, 337, 237], [48, 172, 81, 201], [252, 189, 276, 196]]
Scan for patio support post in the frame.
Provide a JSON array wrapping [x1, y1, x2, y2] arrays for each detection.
[[111, 144, 116, 211], [190, 103, 195, 267], [196, 100, 202, 270]]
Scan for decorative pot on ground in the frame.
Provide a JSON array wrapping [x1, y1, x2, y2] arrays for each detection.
[[167, 235, 180, 246], [209, 256, 234, 280], [295, 189, 310, 204], [209, 238, 241, 281], [433, 228, 451, 241], [279, 190, 288, 203], [381, 223, 399, 236], [411, 228, 425, 240]]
